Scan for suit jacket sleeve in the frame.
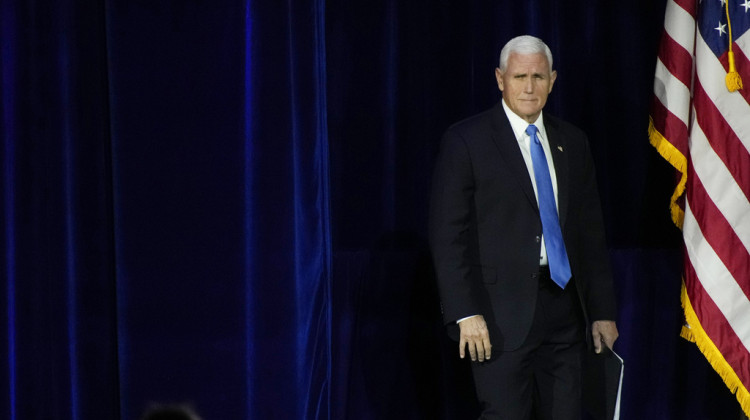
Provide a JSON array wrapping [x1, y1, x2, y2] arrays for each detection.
[[428, 128, 482, 325]]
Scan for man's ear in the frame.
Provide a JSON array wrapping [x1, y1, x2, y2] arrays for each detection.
[[495, 68, 504, 92], [548, 70, 557, 93]]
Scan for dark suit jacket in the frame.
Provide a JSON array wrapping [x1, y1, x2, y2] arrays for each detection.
[[429, 102, 617, 351]]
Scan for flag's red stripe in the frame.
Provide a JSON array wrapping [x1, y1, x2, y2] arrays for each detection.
[[650, 96, 690, 155], [671, 0, 698, 17], [658, 32, 694, 89], [686, 162, 750, 300], [684, 259, 750, 387], [692, 78, 750, 203], [718, 45, 750, 104]]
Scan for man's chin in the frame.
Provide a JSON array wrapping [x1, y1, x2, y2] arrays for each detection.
[[519, 110, 542, 122]]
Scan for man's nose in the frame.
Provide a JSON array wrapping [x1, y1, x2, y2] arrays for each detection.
[[524, 78, 534, 93]]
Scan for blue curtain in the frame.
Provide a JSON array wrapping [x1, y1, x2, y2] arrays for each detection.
[[1, 1, 119, 418], [242, 1, 331, 418], [3, 1, 331, 418], [0, 0, 744, 419]]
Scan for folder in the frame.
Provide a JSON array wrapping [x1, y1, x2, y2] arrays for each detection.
[[582, 345, 624, 420]]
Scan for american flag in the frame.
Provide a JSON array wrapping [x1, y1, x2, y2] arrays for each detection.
[[650, 0, 750, 415]]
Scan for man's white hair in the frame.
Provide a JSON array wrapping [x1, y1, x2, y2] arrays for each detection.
[[498, 35, 554, 72]]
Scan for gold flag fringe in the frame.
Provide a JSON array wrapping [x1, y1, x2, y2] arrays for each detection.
[[648, 118, 687, 228], [681, 282, 750, 417]]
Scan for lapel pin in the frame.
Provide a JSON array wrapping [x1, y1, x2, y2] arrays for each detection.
[[557, 145, 564, 152]]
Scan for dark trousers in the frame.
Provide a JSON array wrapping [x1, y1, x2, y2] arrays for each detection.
[[471, 269, 585, 420]]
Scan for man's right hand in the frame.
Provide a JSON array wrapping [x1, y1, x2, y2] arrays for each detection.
[[458, 315, 492, 362]]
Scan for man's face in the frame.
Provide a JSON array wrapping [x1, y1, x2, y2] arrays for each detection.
[[495, 52, 557, 123]]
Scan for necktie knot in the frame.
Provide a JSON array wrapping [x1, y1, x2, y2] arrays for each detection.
[[526, 124, 540, 144]]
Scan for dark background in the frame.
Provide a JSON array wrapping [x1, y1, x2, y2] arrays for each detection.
[[1, 0, 743, 419]]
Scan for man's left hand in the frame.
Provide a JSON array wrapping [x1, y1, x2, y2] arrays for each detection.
[[591, 320, 618, 354]]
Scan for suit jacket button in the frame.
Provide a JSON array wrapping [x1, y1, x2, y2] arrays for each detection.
[[535, 236, 541, 243]]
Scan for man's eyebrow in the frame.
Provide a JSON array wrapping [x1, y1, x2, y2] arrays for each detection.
[[512, 71, 547, 77]]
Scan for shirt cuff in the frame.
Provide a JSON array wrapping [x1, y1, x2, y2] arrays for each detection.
[[456, 314, 479, 324]]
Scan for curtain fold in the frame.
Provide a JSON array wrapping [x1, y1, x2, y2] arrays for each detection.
[[244, 0, 331, 418], [1, 1, 119, 418]]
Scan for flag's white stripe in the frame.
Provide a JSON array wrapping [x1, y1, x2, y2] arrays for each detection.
[[690, 120, 750, 250], [655, 57, 692, 124], [735, 28, 750, 58], [695, 34, 750, 153], [684, 202, 750, 349], [664, 0, 696, 52]]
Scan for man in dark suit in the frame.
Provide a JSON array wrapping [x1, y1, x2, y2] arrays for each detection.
[[429, 35, 618, 419]]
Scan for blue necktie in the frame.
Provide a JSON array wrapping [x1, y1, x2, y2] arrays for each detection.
[[526, 124, 571, 289]]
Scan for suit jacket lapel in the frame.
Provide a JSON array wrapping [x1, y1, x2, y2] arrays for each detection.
[[489, 103, 539, 211], [544, 117, 570, 229]]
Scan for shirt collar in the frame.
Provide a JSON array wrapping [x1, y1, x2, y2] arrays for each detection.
[[501, 99, 547, 142]]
